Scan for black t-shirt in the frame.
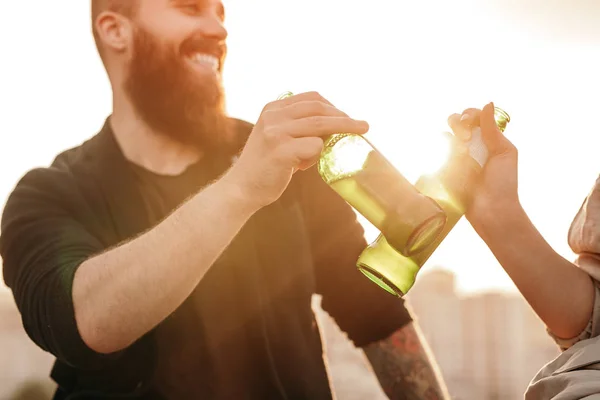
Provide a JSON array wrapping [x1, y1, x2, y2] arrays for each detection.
[[0, 118, 413, 399]]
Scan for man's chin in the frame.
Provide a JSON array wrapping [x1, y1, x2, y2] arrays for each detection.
[[183, 81, 224, 109], [177, 116, 231, 152]]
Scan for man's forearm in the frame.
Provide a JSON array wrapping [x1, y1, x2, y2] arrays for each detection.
[[363, 322, 449, 400], [476, 205, 595, 340], [73, 172, 258, 354]]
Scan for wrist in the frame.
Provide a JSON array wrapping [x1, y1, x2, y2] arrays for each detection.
[[475, 200, 529, 242], [215, 170, 263, 216]]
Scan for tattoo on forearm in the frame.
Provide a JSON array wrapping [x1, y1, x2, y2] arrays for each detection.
[[363, 323, 448, 400]]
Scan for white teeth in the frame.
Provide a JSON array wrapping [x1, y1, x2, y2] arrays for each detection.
[[190, 53, 219, 71]]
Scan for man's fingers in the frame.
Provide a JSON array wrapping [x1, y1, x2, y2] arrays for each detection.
[[269, 91, 335, 110], [281, 116, 369, 138], [283, 100, 349, 120], [280, 137, 324, 170]]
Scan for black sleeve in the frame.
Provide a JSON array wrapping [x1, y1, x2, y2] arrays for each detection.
[[1, 168, 123, 368], [298, 166, 413, 348]]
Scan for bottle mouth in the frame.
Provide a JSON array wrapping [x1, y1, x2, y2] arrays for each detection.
[[382, 196, 447, 257], [494, 107, 510, 122], [403, 212, 447, 256], [357, 264, 404, 297], [277, 91, 294, 100]]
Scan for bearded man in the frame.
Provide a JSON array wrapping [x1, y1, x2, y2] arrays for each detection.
[[0, 1, 448, 399]]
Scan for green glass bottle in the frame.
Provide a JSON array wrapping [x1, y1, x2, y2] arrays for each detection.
[[278, 91, 447, 256], [356, 108, 511, 297]]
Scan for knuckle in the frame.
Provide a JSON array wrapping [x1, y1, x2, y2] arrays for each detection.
[[308, 116, 325, 131], [289, 101, 307, 115], [261, 109, 277, 123], [309, 100, 327, 115], [307, 91, 326, 102], [447, 114, 460, 126], [448, 113, 460, 120], [463, 108, 481, 117], [263, 126, 280, 143], [262, 101, 277, 112]]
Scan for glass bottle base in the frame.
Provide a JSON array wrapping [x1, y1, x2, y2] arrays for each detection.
[[357, 263, 405, 297], [356, 235, 420, 297]]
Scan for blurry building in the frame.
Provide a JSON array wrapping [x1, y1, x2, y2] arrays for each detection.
[[0, 290, 56, 399], [407, 268, 560, 400]]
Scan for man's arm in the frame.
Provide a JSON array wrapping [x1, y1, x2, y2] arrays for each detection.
[[363, 322, 449, 400], [74, 92, 369, 354], [73, 175, 257, 354], [0, 92, 368, 363]]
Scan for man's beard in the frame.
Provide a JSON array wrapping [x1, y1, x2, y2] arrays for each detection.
[[123, 26, 230, 151]]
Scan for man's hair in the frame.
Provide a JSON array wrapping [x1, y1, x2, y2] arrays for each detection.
[[91, 0, 139, 64]]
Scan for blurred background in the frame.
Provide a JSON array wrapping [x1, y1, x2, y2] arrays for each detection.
[[1, 0, 599, 398]]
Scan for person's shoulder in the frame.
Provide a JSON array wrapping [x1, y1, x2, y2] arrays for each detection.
[[6, 125, 109, 210], [50, 126, 109, 174]]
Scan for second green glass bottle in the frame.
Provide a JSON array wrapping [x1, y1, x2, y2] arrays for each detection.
[[356, 108, 511, 297]]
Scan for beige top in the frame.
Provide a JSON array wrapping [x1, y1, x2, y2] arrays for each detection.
[[525, 177, 600, 399]]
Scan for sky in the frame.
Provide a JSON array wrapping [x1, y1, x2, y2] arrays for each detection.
[[1, 1, 600, 295]]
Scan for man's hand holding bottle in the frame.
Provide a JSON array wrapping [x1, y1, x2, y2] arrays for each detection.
[[224, 91, 369, 211]]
